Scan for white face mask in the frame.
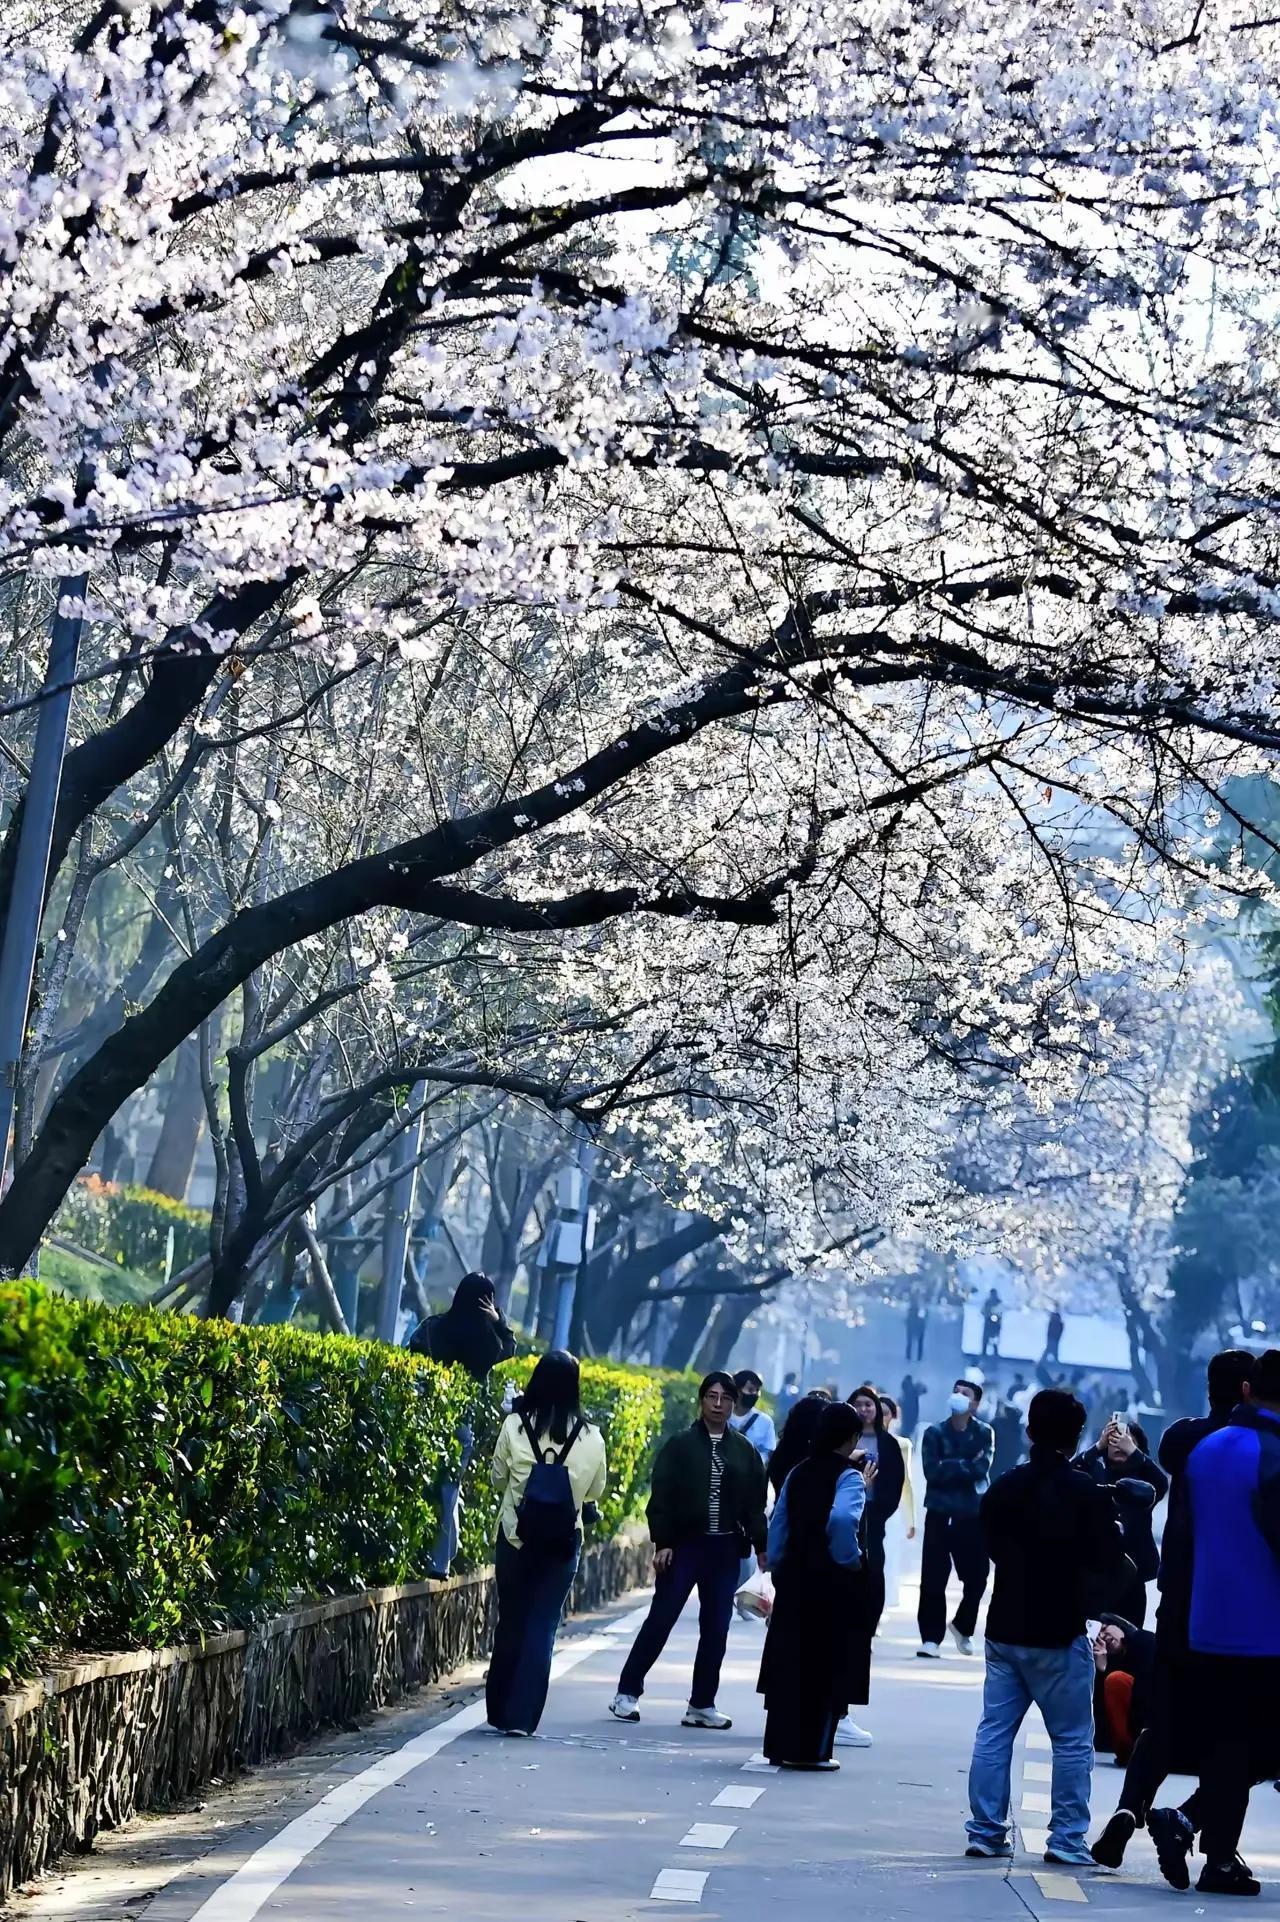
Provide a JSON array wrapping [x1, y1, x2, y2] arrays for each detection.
[[949, 1393, 973, 1415]]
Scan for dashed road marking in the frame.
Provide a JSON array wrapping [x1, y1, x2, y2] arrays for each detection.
[[1026, 1729, 1052, 1752], [712, 1784, 765, 1809], [1020, 1826, 1049, 1855], [742, 1755, 779, 1773], [1033, 1871, 1088, 1903], [1021, 1791, 1051, 1814], [680, 1823, 737, 1850], [1024, 1760, 1052, 1781], [650, 1868, 708, 1902]]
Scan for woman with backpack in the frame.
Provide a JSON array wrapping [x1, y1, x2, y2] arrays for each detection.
[[487, 1349, 607, 1736]]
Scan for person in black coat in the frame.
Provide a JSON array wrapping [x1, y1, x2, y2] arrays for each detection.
[[1073, 1418, 1167, 1626], [409, 1271, 517, 1379], [769, 1392, 832, 1498], [848, 1384, 905, 1638]]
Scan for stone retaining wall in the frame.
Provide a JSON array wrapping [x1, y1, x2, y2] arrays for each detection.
[[0, 1533, 650, 1901]]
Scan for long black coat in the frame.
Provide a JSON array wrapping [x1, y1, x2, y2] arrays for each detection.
[[757, 1456, 873, 1712]]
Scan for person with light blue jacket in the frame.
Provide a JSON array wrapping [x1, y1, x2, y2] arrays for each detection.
[[756, 1401, 877, 1769]]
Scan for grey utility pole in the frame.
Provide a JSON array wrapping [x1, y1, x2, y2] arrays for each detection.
[[551, 1131, 597, 1350], [0, 577, 87, 1191], [376, 1101, 426, 1343]]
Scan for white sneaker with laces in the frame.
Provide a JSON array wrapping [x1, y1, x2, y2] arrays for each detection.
[[609, 1693, 641, 1722], [834, 1718, 873, 1748], [683, 1703, 732, 1729], [950, 1624, 974, 1656], [916, 1641, 943, 1659]]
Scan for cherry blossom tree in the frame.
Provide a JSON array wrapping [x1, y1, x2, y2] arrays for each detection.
[[5, 0, 1280, 1307]]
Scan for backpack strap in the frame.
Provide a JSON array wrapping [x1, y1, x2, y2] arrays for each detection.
[[519, 1412, 585, 1464], [555, 1418, 585, 1465], [740, 1411, 759, 1436]]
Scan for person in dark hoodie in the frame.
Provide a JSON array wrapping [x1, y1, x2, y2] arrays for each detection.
[[1073, 1417, 1167, 1626], [1090, 1350, 1254, 1876], [1178, 1349, 1280, 1896], [409, 1272, 518, 1576]]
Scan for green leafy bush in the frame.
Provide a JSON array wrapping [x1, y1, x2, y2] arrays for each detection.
[[54, 1177, 210, 1279], [0, 1285, 676, 1685]]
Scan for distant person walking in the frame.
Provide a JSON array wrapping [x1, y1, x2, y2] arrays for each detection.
[[980, 1289, 1003, 1360], [611, 1372, 768, 1730], [487, 1350, 606, 1736], [900, 1373, 924, 1438], [759, 1401, 875, 1770], [917, 1380, 994, 1659], [905, 1292, 928, 1361], [410, 1272, 518, 1575], [1045, 1304, 1065, 1366], [730, 1369, 777, 1462], [965, 1389, 1125, 1866]]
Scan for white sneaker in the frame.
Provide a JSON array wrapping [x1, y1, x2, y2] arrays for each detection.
[[834, 1718, 873, 1748], [917, 1641, 943, 1659], [683, 1703, 732, 1729], [950, 1624, 974, 1656], [609, 1693, 641, 1722]]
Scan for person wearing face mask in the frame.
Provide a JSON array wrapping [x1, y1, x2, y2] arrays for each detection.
[[917, 1380, 995, 1659], [730, 1370, 778, 1463]]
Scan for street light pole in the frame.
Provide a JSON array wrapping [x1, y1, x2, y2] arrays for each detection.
[[0, 577, 87, 1193]]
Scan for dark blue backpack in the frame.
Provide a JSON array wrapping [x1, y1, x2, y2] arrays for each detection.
[[516, 1415, 585, 1555]]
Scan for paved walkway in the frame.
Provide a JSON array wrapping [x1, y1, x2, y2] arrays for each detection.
[[88, 1574, 1276, 1922]]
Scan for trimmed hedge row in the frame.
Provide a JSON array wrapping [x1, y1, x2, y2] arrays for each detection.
[[0, 1283, 696, 1687], [54, 1176, 210, 1279]]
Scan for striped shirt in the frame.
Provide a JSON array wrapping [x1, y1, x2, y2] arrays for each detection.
[[707, 1433, 727, 1533]]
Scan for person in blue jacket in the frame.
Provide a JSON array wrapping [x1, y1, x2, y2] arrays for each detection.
[[1182, 1348, 1280, 1897], [756, 1400, 876, 1770]]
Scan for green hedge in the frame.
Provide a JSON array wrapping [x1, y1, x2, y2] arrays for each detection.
[[53, 1177, 210, 1279], [0, 1285, 693, 1686]]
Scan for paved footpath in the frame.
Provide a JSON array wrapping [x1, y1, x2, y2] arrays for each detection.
[[22, 1579, 1280, 1922]]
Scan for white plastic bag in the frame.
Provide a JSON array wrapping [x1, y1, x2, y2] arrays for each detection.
[[734, 1569, 775, 1622]]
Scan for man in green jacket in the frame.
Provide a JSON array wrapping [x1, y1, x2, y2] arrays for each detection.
[[611, 1372, 769, 1728]]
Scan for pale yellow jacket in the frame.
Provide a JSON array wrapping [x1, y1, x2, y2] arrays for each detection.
[[491, 1411, 608, 1548]]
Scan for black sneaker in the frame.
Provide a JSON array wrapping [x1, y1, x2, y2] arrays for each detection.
[[1197, 1859, 1260, 1898], [1148, 1806, 1195, 1891], [1090, 1809, 1136, 1869]]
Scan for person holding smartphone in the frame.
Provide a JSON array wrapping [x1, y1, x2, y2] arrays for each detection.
[[1074, 1416, 1169, 1626]]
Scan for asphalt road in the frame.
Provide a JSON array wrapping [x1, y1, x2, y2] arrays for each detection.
[[85, 1569, 1277, 1922]]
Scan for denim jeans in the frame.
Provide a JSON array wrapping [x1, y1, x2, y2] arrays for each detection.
[[486, 1529, 580, 1733], [429, 1422, 474, 1574], [618, 1536, 741, 1709], [967, 1637, 1095, 1859]]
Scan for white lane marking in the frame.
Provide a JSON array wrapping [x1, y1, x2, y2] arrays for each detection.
[[1021, 1791, 1051, 1814], [1026, 1730, 1052, 1752], [680, 1823, 737, 1850], [712, 1784, 765, 1809], [1024, 1760, 1053, 1781], [742, 1755, 779, 1773], [1033, 1871, 1088, 1903], [1020, 1827, 1049, 1856], [188, 1602, 654, 1922], [651, 1869, 708, 1902]]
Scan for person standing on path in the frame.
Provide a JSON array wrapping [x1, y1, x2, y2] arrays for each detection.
[[980, 1288, 1003, 1360], [917, 1379, 994, 1658], [1045, 1304, 1065, 1367], [410, 1272, 518, 1576], [487, 1349, 607, 1737], [879, 1392, 917, 1612], [611, 1372, 768, 1730], [730, 1369, 777, 1463], [905, 1292, 928, 1361], [848, 1384, 904, 1643], [899, 1373, 923, 1438], [1178, 1349, 1280, 1897], [964, 1389, 1126, 1866], [1073, 1418, 1167, 1626], [759, 1401, 876, 1770], [1090, 1349, 1256, 1878]]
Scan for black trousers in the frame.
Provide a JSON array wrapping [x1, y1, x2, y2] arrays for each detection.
[[1192, 1655, 1280, 1865], [618, 1535, 740, 1709], [863, 1509, 888, 1638], [918, 1510, 989, 1646]]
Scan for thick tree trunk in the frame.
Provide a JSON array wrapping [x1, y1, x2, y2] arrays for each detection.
[[144, 1037, 204, 1199], [662, 1289, 715, 1370], [692, 1294, 754, 1375]]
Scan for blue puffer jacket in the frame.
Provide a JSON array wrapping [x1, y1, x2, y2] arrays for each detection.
[[1186, 1404, 1280, 1658]]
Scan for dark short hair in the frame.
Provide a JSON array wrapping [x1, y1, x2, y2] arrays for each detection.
[[1027, 1388, 1087, 1451], [734, 1369, 763, 1393], [879, 1394, 900, 1421], [954, 1378, 983, 1406], [1208, 1348, 1256, 1411], [815, 1401, 862, 1453], [699, 1371, 737, 1402], [1247, 1349, 1280, 1404]]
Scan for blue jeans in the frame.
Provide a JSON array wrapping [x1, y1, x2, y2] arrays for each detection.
[[967, 1637, 1095, 1859], [429, 1422, 474, 1575], [618, 1536, 741, 1709], [486, 1530, 580, 1733]]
